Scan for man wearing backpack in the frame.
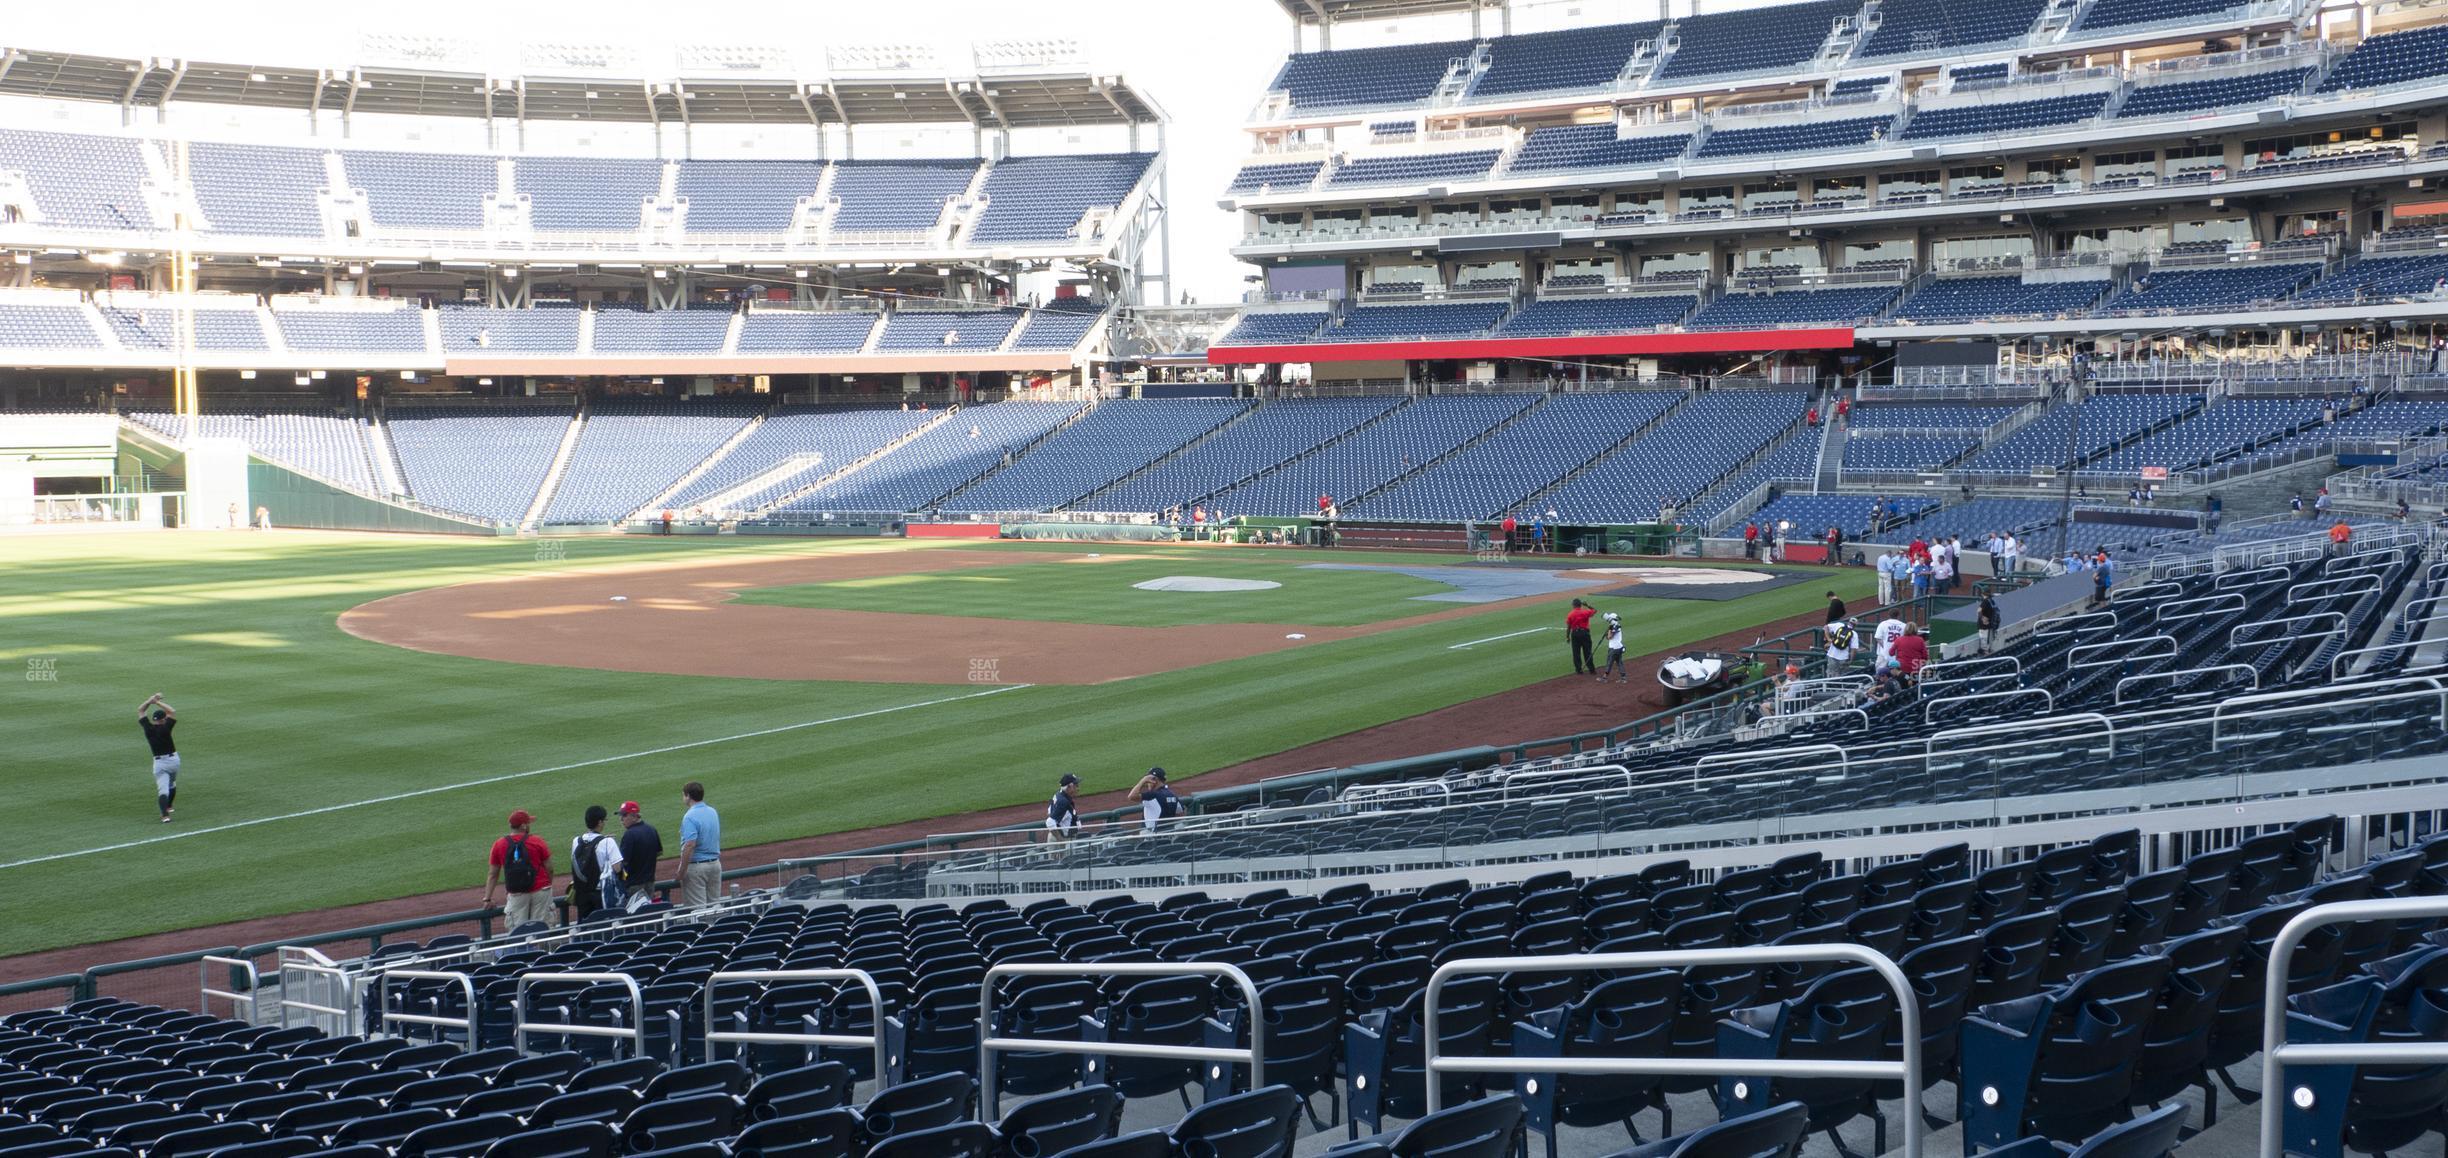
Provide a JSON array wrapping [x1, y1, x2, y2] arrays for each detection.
[[482, 810, 555, 930], [568, 805, 627, 922]]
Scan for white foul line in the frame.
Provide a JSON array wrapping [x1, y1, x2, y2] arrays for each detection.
[[6, 682, 1035, 872], [1447, 626, 1551, 650]]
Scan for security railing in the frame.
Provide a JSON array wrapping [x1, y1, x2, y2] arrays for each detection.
[[704, 969, 887, 1077], [1421, 946, 1925, 1157], [198, 956, 259, 1023], [376, 969, 478, 1052], [979, 961, 1263, 1117], [516, 972, 646, 1058], [2257, 897, 2448, 1158]]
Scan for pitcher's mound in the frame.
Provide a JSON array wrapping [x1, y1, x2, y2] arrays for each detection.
[[1133, 576, 1284, 592]]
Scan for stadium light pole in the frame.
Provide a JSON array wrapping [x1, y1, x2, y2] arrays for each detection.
[[2050, 350, 2086, 562]]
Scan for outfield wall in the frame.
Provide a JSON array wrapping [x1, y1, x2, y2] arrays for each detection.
[[245, 462, 505, 536]]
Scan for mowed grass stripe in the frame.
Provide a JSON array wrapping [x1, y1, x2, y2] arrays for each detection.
[[733, 556, 1459, 626], [0, 532, 1867, 957]]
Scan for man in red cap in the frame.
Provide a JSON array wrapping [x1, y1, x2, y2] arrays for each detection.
[[615, 800, 662, 911], [483, 810, 555, 929]]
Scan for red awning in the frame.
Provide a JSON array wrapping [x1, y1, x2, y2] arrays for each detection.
[[1204, 328, 1856, 365]]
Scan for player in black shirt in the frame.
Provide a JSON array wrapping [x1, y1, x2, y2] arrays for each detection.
[[615, 801, 663, 905], [138, 693, 179, 822]]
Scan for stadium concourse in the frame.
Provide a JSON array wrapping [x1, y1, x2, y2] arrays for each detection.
[[10, 0, 2448, 1155]]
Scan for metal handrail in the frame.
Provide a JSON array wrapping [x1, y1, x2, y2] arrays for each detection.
[[2230, 611, 2346, 651], [2258, 897, 2448, 1158], [1923, 686, 2054, 724], [377, 969, 479, 1052], [1422, 946, 1924, 1158], [2033, 610, 2118, 637], [516, 972, 646, 1057], [704, 969, 887, 1078], [1501, 763, 1632, 802], [1916, 655, 2022, 683], [979, 961, 1264, 1117], [2286, 574, 2381, 606], [278, 957, 355, 1035], [2209, 679, 2448, 749], [2069, 634, 2177, 671], [2114, 664, 2259, 705], [199, 955, 258, 1023], [2156, 592, 2247, 624], [1696, 744, 1850, 781], [2329, 643, 2448, 682], [1926, 711, 2114, 771], [2217, 565, 2296, 591]]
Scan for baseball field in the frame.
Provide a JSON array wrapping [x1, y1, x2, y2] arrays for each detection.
[[0, 530, 1871, 960]]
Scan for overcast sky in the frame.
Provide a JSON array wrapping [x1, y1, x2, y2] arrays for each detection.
[[7, 0, 1693, 302]]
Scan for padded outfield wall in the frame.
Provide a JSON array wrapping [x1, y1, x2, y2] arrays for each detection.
[[245, 462, 508, 536]]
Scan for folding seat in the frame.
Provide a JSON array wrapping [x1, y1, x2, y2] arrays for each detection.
[[1972, 911, 2062, 1010], [453, 1081, 558, 1121], [63, 1099, 169, 1141], [175, 1079, 286, 1118], [1380, 922, 1449, 963], [1344, 957, 1432, 1021], [175, 1139, 328, 1158], [855, 1071, 974, 1145], [1324, 1092, 1524, 1158], [2224, 820, 2333, 914], [487, 1049, 586, 1086], [1592, 1099, 1810, 1158], [2279, 945, 2448, 1158], [1960, 954, 2173, 1150], [530, 1086, 643, 1129], [1973, 863, 2035, 923], [1080, 975, 1212, 1105], [615, 1092, 740, 1153], [1732, 894, 1802, 945], [741, 1061, 851, 1122], [639, 1059, 749, 1104], [1650, 885, 1719, 928], [1518, 970, 1678, 1158], [1969, 1099, 2188, 1158], [1201, 973, 1343, 1129], [2128, 925, 2248, 1125], [2203, 898, 2349, 1102], [992, 1084, 1122, 1157], [330, 1106, 451, 1150], [568, 1056, 662, 1093], [1905, 881, 1973, 947], [2041, 889, 2126, 986], [1051, 1128, 1174, 1158], [269, 1094, 388, 1142], [1347, 975, 1499, 1136], [2104, 868, 2182, 961], [395, 1112, 523, 1158], [1171, 1084, 1301, 1158], [1718, 966, 1899, 1154], [330, 1069, 423, 1102], [989, 978, 1095, 1100], [478, 1121, 617, 1158]]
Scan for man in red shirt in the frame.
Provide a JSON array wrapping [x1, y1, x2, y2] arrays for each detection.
[[1565, 598, 1598, 676], [1890, 625, 1930, 676], [1318, 494, 1333, 515], [483, 809, 556, 930], [1744, 521, 1761, 559], [1500, 514, 1518, 552]]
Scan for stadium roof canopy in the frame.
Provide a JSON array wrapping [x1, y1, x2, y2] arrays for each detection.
[[0, 44, 1165, 129], [1271, 0, 1510, 27]]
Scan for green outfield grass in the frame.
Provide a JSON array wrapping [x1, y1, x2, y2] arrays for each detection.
[[733, 555, 1458, 626], [0, 532, 1872, 959]]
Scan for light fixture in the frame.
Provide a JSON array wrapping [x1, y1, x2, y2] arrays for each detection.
[[294, 374, 310, 385], [347, 264, 364, 275], [9, 253, 28, 265], [310, 370, 327, 380], [503, 268, 520, 279], [87, 252, 121, 266], [239, 369, 256, 380], [477, 377, 494, 386]]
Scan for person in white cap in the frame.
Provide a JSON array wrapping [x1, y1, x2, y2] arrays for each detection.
[[1599, 612, 1629, 682]]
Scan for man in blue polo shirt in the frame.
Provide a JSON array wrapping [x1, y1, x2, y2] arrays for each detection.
[[676, 780, 722, 908]]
